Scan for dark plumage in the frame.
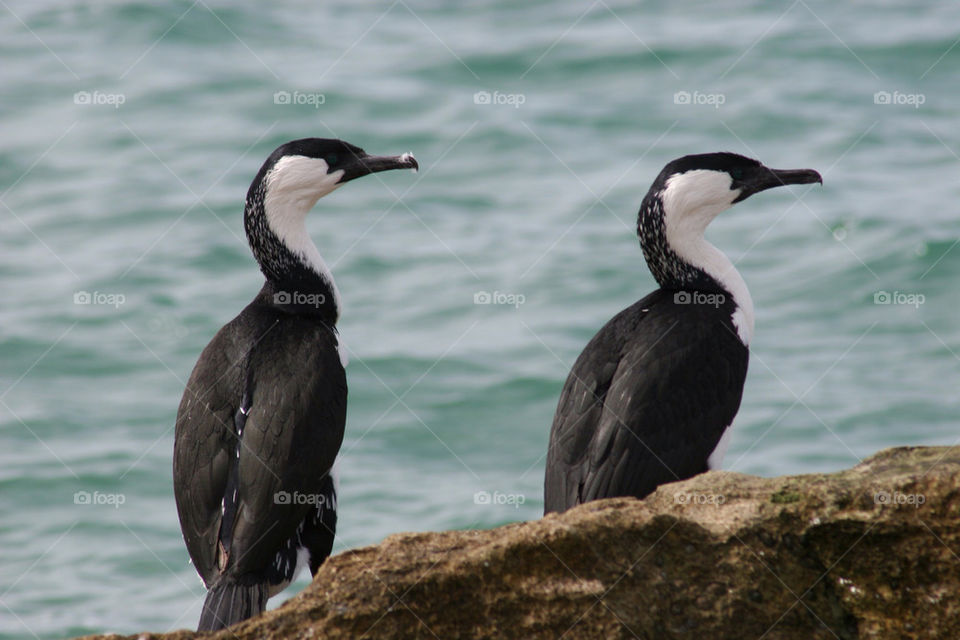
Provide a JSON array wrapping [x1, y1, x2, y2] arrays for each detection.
[[544, 153, 821, 514], [544, 289, 749, 509], [173, 138, 417, 631]]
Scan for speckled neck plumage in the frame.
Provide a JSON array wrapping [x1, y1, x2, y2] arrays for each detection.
[[638, 192, 725, 293], [243, 180, 340, 324], [637, 185, 755, 346]]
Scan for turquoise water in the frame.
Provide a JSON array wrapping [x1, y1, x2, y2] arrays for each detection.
[[2, 1, 959, 637]]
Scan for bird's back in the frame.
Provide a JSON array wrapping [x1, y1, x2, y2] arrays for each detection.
[[173, 294, 346, 585], [544, 288, 748, 513]]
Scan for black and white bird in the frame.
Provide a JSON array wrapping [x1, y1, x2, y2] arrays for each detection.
[[543, 152, 820, 514], [173, 138, 417, 630]]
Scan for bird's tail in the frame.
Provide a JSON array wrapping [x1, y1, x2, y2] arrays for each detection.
[[197, 579, 269, 632]]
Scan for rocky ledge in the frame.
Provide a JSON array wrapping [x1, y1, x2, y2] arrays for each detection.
[[78, 446, 960, 640]]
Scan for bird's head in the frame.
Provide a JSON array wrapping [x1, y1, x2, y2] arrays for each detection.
[[643, 152, 822, 239], [246, 137, 417, 262], [637, 152, 822, 306], [242, 138, 418, 310], [252, 138, 418, 214]]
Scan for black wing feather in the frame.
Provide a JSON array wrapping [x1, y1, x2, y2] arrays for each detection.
[[544, 289, 748, 513], [174, 300, 346, 585]]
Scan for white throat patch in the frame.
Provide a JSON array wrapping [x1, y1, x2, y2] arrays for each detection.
[[660, 170, 754, 345], [263, 155, 344, 315]]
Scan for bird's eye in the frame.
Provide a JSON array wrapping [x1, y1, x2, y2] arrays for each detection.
[[325, 154, 339, 166], [730, 168, 744, 181]]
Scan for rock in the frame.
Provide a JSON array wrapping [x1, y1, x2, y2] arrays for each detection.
[[75, 446, 960, 639]]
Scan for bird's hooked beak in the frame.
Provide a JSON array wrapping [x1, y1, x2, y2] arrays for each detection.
[[339, 151, 419, 184], [733, 165, 822, 203]]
